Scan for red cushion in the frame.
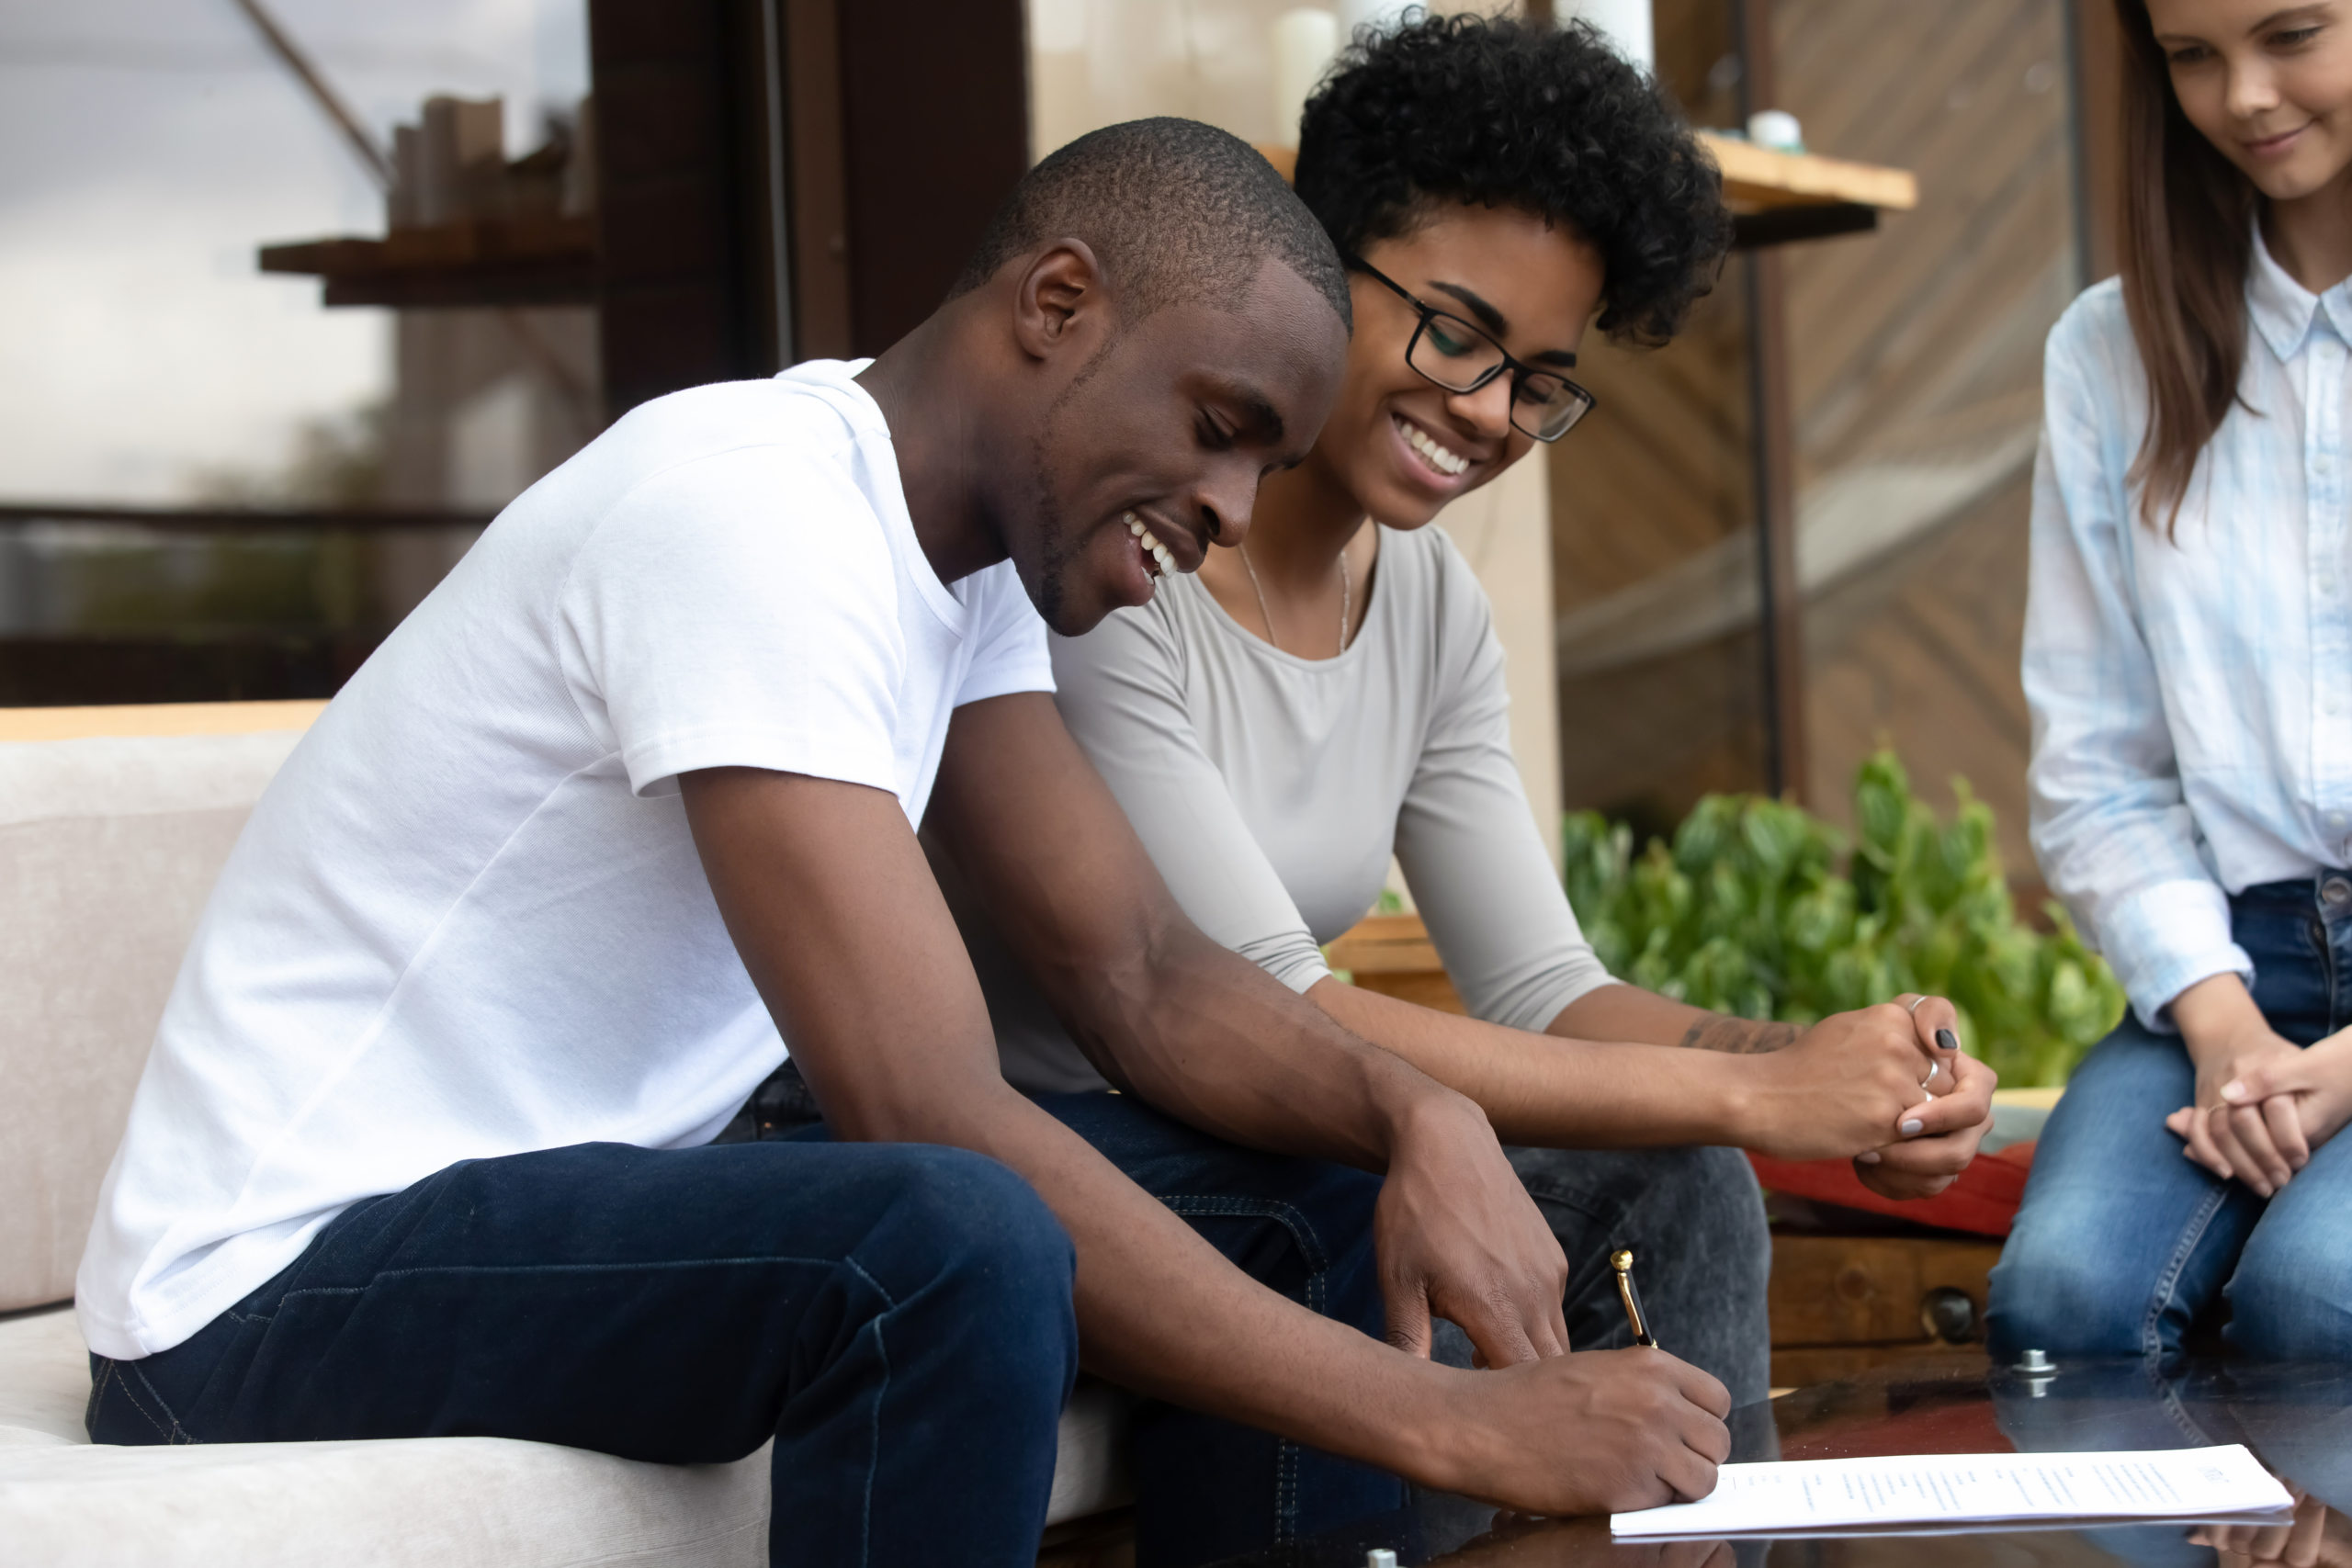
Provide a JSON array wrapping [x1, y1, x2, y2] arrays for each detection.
[[1747, 1142, 2036, 1237]]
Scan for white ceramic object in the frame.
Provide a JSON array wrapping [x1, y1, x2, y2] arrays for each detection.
[[1747, 107, 1805, 152], [1561, 0, 1655, 72]]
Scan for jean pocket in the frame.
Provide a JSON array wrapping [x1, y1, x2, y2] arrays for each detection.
[[84, 1356, 111, 1440], [85, 1355, 175, 1445], [86, 1350, 208, 1446]]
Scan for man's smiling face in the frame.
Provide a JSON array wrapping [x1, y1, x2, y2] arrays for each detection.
[[1008, 260, 1348, 636]]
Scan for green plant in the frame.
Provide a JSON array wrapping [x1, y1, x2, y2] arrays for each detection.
[[1560, 750, 2125, 1087]]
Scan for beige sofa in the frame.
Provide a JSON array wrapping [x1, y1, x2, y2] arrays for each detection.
[[0, 702, 1128, 1565]]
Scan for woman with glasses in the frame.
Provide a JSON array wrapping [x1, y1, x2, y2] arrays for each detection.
[[953, 12, 1997, 1404]]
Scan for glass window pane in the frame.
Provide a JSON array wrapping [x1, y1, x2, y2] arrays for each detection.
[[0, 0, 594, 702]]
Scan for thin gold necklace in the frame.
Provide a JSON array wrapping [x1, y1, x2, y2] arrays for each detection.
[[1238, 538, 1351, 655]]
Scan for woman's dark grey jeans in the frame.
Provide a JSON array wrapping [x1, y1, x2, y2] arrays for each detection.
[[1434, 1143, 1772, 1405]]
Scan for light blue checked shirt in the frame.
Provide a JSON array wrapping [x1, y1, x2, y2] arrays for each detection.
[[2026, 229, 2352, 1032]]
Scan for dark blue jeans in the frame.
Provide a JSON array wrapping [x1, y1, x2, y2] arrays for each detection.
[[735, 1068, 1763, 1560], [731, 1069, 1404, 1566], [85, 1139, 1080, 1567], [1989, 875, 2352, 1363], [962, 1091, 1406, 1567]]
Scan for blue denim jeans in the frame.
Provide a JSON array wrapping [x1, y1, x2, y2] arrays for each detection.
[[1499, 1144, 1770, 1406], [1425, 1145, 1770, 1407], [727, 1067, 1404, 1566], [85, 1139, 1080, 1567], [1988, 875, 2352, 1364], [958, 1091, 1407, 1567]]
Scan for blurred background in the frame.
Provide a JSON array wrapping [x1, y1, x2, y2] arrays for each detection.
[[0, 0, 2126, 887]]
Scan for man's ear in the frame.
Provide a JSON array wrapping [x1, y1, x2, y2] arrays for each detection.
[[1011, 239, 1109, 363]]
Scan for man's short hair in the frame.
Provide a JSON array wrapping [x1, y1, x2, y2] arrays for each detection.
[[952, 117, 1352, 332]]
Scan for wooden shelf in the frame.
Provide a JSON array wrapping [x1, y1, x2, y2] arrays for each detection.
[[1260, 135, 1915, 250], [0, 698, 327, 743], [259, 215, 597, 309], [1695, 130, 1917, 212], [1326, 912, 1465, 1015], [1767, 1234, 1998, 1387], [1324, 911, 1441, 975], [1695, 130, 1918, 250]]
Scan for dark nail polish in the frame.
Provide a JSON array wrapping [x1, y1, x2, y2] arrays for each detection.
[[1936, 1028, 1959, 1052]]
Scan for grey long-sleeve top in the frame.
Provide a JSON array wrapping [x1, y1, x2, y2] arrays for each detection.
[[949, 523, 1619, 1095]]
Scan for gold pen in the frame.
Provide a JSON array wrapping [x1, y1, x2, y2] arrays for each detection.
[[1611, 1247, 1657, 1348]]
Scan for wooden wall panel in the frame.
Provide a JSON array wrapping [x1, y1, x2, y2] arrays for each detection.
[[2073, 0, 2123, 283], [590, 0, 778, 415], [835, 0, 1029, 355], [1548, 0, 1771, 827], [1546, 0, 2073, 858], [1769, 1234, 2004, 1349], [1780, 0, 2074, 862], [1805, 472, 2039, 876], [590, 0, 1028, 399]]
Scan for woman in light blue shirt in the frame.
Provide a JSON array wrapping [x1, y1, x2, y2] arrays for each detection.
[[1991, 0, 2352, 1362]]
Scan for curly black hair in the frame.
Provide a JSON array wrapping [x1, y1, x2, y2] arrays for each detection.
[[1294, 10, 1730, 347]]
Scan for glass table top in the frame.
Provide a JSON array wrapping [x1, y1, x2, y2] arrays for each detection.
[[1210, 1354, 2352, 1568]]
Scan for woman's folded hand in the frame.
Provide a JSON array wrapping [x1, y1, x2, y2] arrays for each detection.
[[2168, 1025, 2352, 1194]]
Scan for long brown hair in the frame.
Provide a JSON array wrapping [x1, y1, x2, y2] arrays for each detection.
[[2115, 0, 2258, 532]]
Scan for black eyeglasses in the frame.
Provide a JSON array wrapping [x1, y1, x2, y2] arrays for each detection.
[[1348, 257, 1597, 443]]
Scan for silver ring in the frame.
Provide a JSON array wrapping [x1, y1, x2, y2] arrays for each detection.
[[1914, 995, 1937, 1092]]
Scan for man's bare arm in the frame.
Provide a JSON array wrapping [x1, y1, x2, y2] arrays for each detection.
[[923, 693, 1575, 1368], [679, 763, 1729, 1515]]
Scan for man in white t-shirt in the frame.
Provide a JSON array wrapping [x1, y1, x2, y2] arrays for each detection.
[[79, 119, 1729, 1565]]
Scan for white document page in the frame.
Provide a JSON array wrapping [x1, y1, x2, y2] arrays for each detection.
[[1611, 1445, 2295, 1538]]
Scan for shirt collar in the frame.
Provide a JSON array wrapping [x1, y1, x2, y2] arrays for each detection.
[[2245, 220, 2352, 358]]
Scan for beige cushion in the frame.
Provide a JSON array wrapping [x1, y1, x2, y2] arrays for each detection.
[[0, 730, 306, 1313], [0, 714, 1134, 1556], [0, 1303, 769, 1567], [0, 1305, 1131, 1564]]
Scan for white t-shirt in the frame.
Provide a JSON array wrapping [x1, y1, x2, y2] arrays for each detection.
[[77, 360, 1051, 1359]]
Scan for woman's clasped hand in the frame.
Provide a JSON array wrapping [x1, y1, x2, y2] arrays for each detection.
[[2165, 1014, 2352, 1196]]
